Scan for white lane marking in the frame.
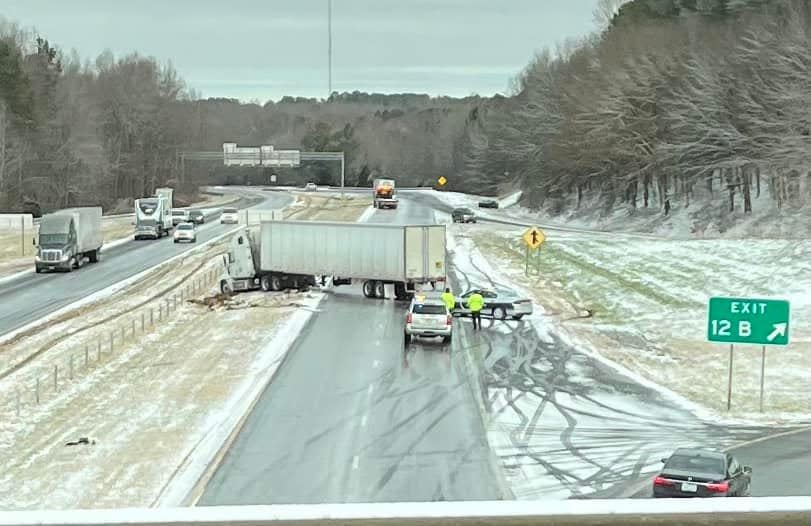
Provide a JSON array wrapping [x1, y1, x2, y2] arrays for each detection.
[[367, 384, 374, 394], [352, 455, 360, 470], [361, 415, 368, 428], [372, 359, 380, 368]]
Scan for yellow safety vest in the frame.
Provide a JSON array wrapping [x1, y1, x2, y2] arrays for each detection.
[[467, 293, 484, 312], [441, 292, 455, 311]]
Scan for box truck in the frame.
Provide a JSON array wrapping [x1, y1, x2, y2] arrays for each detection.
[[134, 187, 174, 240], [34, 207, 103, 273], [221, 221, 446, 300], [373, 178, 398, 209]]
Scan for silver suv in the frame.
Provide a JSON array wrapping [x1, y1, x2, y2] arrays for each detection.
[[404, 292, 452, 346]]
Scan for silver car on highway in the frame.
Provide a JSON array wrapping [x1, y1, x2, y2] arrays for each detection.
[[404, 292, 452, 346], [173, 222, 197, 243]]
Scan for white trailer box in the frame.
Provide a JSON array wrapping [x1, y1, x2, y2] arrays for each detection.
[[221, 221, 446, 299], [64, 207, 103, 253], [155, 187, 174, 210]]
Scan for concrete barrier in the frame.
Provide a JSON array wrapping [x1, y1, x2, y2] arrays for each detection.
[[0, 499, 808, 526]]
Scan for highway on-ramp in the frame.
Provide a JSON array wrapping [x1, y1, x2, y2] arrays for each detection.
[[0, 188, 291, 338]]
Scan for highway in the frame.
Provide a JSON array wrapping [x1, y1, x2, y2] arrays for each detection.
[[0, 188, 290, 338], [199, 196, 505, 504], [197, 193, 775, 504]]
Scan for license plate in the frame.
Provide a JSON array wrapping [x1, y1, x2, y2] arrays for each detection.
[[681, 482, 698, 492]]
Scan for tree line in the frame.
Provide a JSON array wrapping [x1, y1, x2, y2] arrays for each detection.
[[463, 0, 810, 225], [0, 18, 476, 213]]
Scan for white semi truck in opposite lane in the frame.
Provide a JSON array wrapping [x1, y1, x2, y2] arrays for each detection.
[[221, 220, 446, 300], [134, 187, 174, 240], [34, 207, 103, 273]]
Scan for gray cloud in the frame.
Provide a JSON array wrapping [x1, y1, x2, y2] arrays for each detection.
[[0, 0, 601, 101]]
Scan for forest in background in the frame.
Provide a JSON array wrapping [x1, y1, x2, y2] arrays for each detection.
[[1, 0, 808, 234]]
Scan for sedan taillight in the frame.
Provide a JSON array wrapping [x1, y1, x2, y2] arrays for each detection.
[[653, 476, 673, 487], [706, 481, 730, 493]]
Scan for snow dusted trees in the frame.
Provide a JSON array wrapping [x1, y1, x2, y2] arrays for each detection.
[[465, 0, 810, 222]]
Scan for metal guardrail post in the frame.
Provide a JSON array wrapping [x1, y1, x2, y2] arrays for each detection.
[[35, 377, 40, 404], [53, 365, 58, 391]]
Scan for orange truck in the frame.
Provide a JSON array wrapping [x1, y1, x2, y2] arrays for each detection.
[[373, 178, 398, 209]]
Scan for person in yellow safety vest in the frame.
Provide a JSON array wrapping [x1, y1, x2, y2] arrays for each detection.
[[441, 288, 456, 313], [467, 291, 485, 330]]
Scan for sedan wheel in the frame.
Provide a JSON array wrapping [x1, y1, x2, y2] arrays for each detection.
[[493, 307, 507, 320]]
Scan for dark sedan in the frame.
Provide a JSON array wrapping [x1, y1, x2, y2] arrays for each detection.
[[653, 448, 752, 498], [188, 210, 206, 224], [451, 207, 477, 223], [478, 199, 499, 209]]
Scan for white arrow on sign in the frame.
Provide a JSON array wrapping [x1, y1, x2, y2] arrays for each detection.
[[766, 322, 787, 342]]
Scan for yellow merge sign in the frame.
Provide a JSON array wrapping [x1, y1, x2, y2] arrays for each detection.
[[522, 226, 545, 250], [437, 176, 447, 186]]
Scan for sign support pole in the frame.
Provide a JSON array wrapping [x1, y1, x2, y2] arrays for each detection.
[[726, 343, 734, 411], [524, 245, 529, 276], [759, 345, 766, 412]]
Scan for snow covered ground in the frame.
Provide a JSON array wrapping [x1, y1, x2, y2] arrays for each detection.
[[448, 219, 810, 422], [0, 193, 369, 510], [431, 188, 810, 240], [441, 217, 790, 499]]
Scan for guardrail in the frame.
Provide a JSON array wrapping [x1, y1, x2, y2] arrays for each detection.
[[0, 499, 808, 526]]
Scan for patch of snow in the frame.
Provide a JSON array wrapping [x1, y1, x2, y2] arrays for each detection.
[[357, 205, 376, 223], [155, 293, 326, 507]]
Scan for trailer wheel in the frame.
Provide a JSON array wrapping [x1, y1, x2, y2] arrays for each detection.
[[260, 275, 272, 292], [394, 282, 407, 301], [374, 281, 385, 298], [362, 280, 375, 298], [270, 275, 282, 291]]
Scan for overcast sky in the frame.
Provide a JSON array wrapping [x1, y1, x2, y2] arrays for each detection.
[[0, 0, 601, 102]]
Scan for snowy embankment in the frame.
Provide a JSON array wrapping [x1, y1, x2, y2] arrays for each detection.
[[431, 188, 810, 239], [448, 217, 811, 422], [0, 194, 369, 510], [439, 212, 808, 499]]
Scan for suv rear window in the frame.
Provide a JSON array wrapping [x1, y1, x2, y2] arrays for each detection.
[[223, 208, 237, 213], [412, 304, 446, 315]]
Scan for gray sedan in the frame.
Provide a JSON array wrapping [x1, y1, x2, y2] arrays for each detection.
[[453, 288, 533, 321]]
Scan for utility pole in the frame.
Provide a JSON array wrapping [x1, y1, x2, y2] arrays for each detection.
[[328, 0, 332, 98]]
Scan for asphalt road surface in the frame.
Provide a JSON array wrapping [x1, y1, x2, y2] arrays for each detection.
[[729, 429, 811, 497], [0, 188, 290, 338], [199, 195, 506, 505]]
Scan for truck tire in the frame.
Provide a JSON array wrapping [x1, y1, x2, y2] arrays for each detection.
[[65, 257, 75, 272], [260, 275, 272, 292], [89, 249, 99, 263], [404, 332, 412, 345], [394, 282, 407, 301], [35, 266, 42, 274], [270, 275, 282, 291], [443, 334, 452, 344], [220, 280, 233, 295], [362, 280, 375, 298], [374, 281, 385, 298]]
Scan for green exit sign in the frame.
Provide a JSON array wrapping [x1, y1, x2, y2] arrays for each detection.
[[707, 297, 790, 346]]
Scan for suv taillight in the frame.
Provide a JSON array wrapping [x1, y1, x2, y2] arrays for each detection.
[[446, 314, 452, 325], [406, 313, 412, 324]]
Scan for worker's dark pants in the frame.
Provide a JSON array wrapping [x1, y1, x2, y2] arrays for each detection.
[[471, 310, 482, 330]]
